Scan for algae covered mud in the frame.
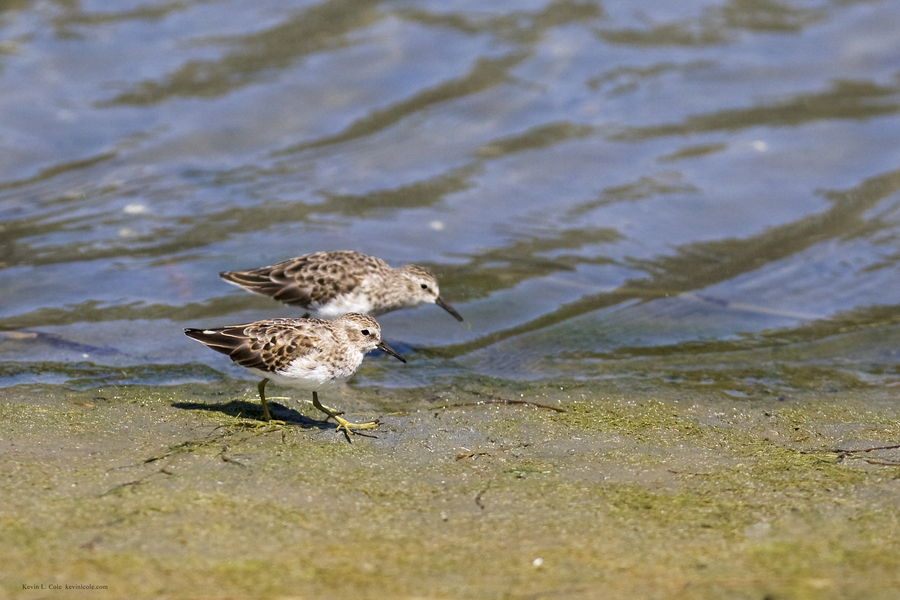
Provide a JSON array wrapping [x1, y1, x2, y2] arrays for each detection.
[[1, 371, 900, 599], [3, 0, 900, 597]]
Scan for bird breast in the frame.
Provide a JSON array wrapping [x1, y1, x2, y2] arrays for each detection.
[[273, 349, 365, 390], [310, 289, 376, 318]]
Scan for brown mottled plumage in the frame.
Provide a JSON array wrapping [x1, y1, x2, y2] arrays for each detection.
[[184, 313, 405, 434], [219, 250, 463, 321]]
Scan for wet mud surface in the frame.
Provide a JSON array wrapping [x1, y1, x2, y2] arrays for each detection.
[[2, 372, 900, 599]]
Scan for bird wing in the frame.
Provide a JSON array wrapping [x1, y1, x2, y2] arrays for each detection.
[[185, 320, 322, 373], [220, 252, 384, 308], [279, 257, 363, 307], [219, 262, 318, 307]]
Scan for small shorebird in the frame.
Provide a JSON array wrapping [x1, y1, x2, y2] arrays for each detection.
[[219, 250, 463, 321], [184, 313, 405, 434]]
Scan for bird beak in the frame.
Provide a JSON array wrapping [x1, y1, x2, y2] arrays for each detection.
[[377, 341, 407, 363], [435, 296, 464, 321]]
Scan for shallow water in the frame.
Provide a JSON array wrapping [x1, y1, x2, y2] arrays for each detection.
[[1, 0, 900, 390], [3, 4, 900, 597]]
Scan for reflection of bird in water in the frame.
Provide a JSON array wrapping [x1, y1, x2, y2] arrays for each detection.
[[220, 250, 463, 321], [184, 313, 405, 435]]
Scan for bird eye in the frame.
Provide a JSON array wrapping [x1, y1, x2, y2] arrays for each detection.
[[360, 329, 369, 336], [420, 284, 428, 290]]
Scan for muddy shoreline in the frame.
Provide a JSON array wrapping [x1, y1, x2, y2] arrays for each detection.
[[2, 372, 899, 599]]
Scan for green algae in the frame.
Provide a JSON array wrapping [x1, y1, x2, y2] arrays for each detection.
[[1, 376, 900, 599]]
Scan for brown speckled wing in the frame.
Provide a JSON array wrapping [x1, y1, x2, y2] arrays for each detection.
[[185, 320, 320, 373], [221, 251, 388, 308], [220, 262, 317, 307]]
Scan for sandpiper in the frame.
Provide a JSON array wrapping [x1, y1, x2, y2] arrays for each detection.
[[219, 250, 463, 321], [184, 313, 406, 434]]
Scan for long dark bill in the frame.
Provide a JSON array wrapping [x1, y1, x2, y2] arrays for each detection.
[[435, 296, 464, 321], [377, 341, 407, 363]]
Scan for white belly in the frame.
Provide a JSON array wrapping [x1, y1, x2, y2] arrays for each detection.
[[248, 350, 363, 392], [308, 291, 375, 319]]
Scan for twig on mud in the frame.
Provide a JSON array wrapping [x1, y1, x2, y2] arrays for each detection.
[[100, 467, 172, 496], [475, 482, 490, 510], [218, 445, 248, 468], [102, 423, 283, 495], [431, 395, 566, 413], [144, 440, 210, 464], [456, 451, 491, 460], [802, 443, 900, 465]]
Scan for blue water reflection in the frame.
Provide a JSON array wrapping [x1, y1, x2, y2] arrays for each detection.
[[1, 0, 899, 387]]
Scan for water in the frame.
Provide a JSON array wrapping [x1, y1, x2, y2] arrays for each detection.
[[2, 0, 900, 390]]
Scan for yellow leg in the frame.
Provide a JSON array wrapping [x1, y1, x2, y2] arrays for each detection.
[[312, 391, 378, 435], [257, 379, 285, 424]]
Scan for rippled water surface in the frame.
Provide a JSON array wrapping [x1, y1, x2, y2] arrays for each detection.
[[2, 0, 900, 389]]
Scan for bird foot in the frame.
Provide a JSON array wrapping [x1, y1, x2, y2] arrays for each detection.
[[331, 415, 379, 436], [311, 392, 378, 436]]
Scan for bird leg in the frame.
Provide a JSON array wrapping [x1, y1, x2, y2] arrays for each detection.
[[311, 391, 378, 434], [256, 378, 286, 424]]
